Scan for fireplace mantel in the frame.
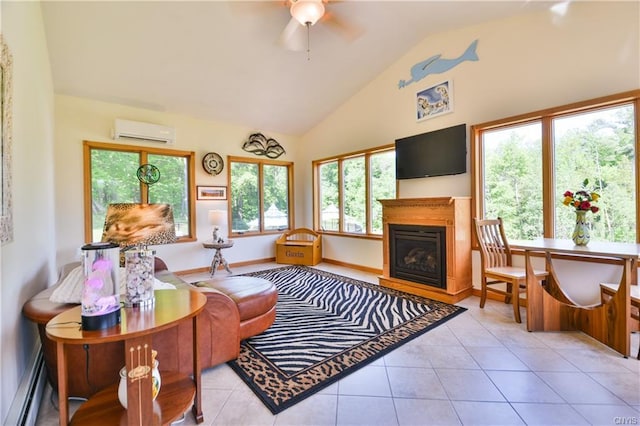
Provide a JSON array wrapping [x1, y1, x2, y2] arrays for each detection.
[[379, 197, 472, 303]]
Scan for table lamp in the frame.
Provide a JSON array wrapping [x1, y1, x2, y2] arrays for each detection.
[[208, 210, 225, 243], [102, 203, 177, 308]]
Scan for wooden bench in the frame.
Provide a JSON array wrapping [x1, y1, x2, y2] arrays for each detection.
[[600, 282, 640, 359], [276, 228, 322, 266]]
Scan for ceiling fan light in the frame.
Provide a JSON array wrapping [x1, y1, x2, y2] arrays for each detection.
[[290, 0, 325, 26]]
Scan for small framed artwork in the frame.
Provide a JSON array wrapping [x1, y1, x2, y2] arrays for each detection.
[[197, 186, 227, 200], [416, 80, 453, 121]]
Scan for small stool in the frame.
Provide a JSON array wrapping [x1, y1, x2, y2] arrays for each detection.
[[194, 276, 278, 340]]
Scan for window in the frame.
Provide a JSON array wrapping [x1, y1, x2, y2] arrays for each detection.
[[318, 162, 339, 232], [314, 146, 396, 236], [481, 122, 543, 240], [370, 150, 397, 234], [229, 156, 293, 235], [553, 105, 636, 243], [472, 91, 639, 243], [83, 141, 196, 243], [343, 156, 366, 233]]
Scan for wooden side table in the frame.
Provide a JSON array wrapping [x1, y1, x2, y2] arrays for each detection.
[[203, 240, 234, 276], [46, 289, 206, 425]]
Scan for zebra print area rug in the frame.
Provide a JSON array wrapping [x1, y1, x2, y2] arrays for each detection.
[[228, 265, 466, 414]]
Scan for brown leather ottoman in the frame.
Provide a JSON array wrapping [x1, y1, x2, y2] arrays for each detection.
[[194, 276, 278, 340]]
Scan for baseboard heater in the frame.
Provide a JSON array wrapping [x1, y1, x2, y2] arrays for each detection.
[[4, 343, 46, 426]]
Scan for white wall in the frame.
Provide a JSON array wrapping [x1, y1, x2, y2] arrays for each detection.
[[0, 2, 56, 422], [54, 95, 301, 271], [298, 2, 640, 301]]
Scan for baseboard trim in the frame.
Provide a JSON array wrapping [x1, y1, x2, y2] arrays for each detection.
[[321, 258, 382, 275], [175, 257, 277, 276], [175, 257, 384, 277], [4, 342, 46, 426]]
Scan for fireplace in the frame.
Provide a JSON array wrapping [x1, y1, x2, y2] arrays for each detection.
[[378, 197, 472, 303], [389, 224, 446, 289]]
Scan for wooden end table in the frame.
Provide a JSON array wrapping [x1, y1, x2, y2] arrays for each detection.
[[46, 289, 206, 425]]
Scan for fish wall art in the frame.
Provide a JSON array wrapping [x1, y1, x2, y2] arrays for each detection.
[[399, 39, 479, 89]]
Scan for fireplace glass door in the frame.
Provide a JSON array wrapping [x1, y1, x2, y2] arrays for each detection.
[[389, 224, 446, 289]]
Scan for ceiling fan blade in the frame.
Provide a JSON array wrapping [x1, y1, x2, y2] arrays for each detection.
[[278, 17, 306, 51], [322, 10, 364, 42]]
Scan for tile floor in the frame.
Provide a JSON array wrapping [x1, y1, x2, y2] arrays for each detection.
[[36, 262, 640, 426]]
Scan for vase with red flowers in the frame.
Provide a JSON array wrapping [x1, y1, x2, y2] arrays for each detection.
[[562, 179, 600, 246]]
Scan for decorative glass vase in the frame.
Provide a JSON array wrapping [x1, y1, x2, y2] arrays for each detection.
[[572, 210, 590, 246]]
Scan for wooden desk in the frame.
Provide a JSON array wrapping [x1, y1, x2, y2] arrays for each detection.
[[512, 239, 639, 358], [46, 289, 207, 425]]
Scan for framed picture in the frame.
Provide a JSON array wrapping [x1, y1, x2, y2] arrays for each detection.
[[416, 80, 453, 121], [197, 186, 227, 200]]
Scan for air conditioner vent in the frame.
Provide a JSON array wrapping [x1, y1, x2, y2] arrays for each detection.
[[113, 119, 175, 144]]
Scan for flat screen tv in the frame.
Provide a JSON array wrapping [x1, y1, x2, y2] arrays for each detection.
[[395, 124, 467, 179]]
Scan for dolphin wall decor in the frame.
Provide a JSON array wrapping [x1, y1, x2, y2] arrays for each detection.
[[398, 39, 479, 89]]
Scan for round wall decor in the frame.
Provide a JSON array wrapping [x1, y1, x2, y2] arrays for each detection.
[[202, 152, 224, 176], [136, 164, 161, 185]]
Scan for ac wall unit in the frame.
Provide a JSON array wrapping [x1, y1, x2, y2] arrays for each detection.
[[113, 119, 175, 144]]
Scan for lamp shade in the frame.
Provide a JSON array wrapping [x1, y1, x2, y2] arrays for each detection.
[[101, 203, 177, 248], [290, 0, 325, 26], [208, 210, 225, 226]]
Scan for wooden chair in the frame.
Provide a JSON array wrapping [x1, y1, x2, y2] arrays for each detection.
[[600, 282, 640, 359], [474, 218, 548, 323]]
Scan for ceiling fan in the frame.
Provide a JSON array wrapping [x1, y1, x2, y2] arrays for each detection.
[[278, 0, 362, 56]]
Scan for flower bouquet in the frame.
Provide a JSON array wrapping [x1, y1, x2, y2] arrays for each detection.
[[562, 179, 599, 245]]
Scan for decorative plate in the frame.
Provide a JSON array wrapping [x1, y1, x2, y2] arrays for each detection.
[[136, 164, 160, 185], [202, 152, 224, 176]]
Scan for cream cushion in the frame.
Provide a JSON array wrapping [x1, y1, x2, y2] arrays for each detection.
[[49, 266, 90, 304], [49, 265, 175, 304]]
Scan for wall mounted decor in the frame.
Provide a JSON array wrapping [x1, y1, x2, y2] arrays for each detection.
[[202, 152, 224, 175], [136, 164, 161, 186], [0, 34, 13, 245], [416, 80, 453, 121], [136, 164, 161, 202], [242, 133, 286, 159], [197, 186, 227, 201], [398, 39, 478, 89]]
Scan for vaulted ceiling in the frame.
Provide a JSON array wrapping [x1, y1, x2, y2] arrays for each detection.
[[41, 1, 555, 136]]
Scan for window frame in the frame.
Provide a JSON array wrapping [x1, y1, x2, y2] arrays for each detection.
[[83, 140, 196, 244], [227, 155, 294, 237], [312, 144, 396, 239], [471, 90, 640, 243]]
